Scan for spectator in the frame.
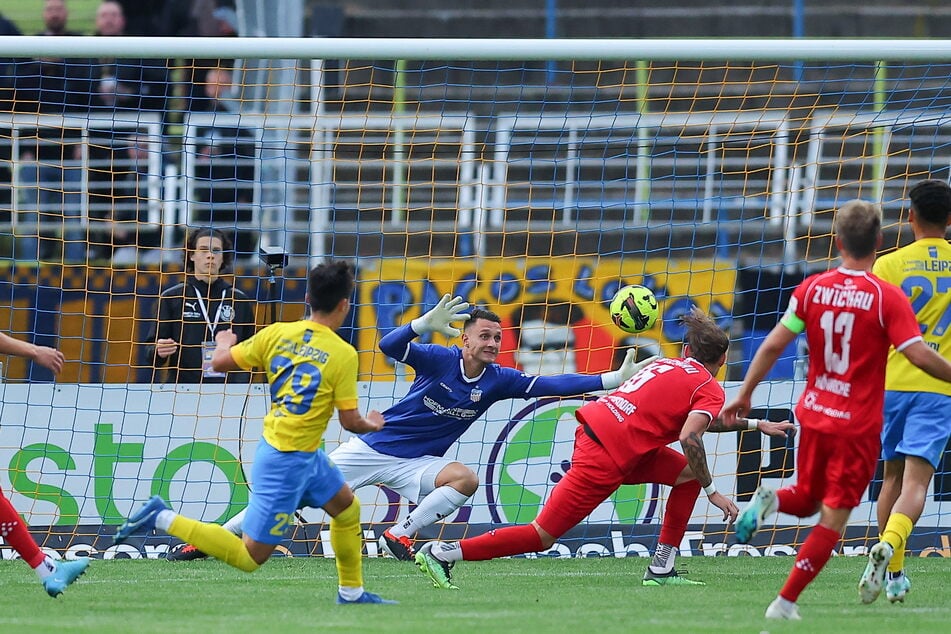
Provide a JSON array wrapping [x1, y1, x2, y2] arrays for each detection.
[[145, 227, 256, 384], [41, 0, 71, 35], [89, 132, 164, 265], [84, 1, 171, 261], [92, 1, 170, 113], [107, 1, 237, 117], [185, 3, 240, 114], [197, 67, 239, 113], [12, 0, 95, 263]]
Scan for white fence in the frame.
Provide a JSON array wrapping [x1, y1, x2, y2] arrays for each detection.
[[1, 108, 945, 261]]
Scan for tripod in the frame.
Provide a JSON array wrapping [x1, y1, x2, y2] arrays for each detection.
[[264, 263, 283, 325]]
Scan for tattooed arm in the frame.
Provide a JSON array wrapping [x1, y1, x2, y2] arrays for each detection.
[[680, 412, 739, 523], [680, 413, 716, 487]]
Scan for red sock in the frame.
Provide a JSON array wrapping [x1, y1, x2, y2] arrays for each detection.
[[779, 524, 839, 602], [459, 524, 544, 561], [0, 492, 46, 568], [659, 479, 701, 546]]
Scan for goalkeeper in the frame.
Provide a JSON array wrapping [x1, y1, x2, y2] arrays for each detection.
[[171, 294, 655, 562]]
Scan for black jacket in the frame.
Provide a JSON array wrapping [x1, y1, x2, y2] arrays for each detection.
[[146, 276, 256, 383]]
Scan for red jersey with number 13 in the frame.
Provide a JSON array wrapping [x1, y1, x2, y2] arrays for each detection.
[[575, 357, 724, 472], [787, 267, 922, 437]]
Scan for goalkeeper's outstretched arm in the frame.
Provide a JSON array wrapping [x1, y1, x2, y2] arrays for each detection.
[[526, 351, 659, 396]]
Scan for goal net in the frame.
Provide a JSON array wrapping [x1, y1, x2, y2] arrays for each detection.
[[1, 36, 949, 560]]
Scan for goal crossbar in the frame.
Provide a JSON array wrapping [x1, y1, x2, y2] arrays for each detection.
[[2, 36, 951, 62]]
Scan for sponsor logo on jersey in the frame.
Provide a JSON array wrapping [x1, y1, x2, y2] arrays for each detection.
[[421, 395, 478, 419]]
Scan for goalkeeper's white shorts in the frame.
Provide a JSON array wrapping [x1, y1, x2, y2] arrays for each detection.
[[330, 436, 453, 504]]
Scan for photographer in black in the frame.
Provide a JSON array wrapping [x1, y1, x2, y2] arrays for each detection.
[[146, 227, 256, 383]]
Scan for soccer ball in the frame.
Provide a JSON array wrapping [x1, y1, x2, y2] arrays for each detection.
[[609, 285, 659, 334]]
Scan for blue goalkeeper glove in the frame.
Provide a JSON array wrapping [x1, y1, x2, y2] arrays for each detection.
[[600, 350, 660, 390], [411, 294, 471, 338]]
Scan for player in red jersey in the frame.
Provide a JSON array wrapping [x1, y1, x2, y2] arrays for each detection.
[[721, 199, 951, 621], [0, 331, 89, 597], [415, 308, 795, 589]]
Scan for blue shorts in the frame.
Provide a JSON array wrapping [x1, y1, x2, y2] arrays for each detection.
[[242, 439, 346, 545], [882, 391, 951, 470]]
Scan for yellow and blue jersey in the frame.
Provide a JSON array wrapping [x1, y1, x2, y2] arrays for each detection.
[[873, 237, 951, 396], [231, 320, 359, 452]]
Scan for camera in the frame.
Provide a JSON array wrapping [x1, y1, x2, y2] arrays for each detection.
[[259, 245, 288, 269]]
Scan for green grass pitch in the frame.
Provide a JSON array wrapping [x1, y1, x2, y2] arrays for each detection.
[[0, 556, 948, 633]]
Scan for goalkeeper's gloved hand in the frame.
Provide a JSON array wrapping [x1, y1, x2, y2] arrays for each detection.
[[411, 294, 472, 338], [600, 350, 660, 390]]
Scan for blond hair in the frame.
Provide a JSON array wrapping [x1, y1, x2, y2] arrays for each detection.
[[833, 199, 882, 258], [682, 307, 728, 365]]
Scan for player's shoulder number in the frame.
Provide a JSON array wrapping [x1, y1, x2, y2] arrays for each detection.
[[617, 363, 676, 393]]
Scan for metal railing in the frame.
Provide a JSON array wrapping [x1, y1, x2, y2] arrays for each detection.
[[2, 106, 948, 264], [1, 113, 162, 228]]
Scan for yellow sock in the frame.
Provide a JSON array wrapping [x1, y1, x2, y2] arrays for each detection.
[[882, 512, 913, 573], [168, 515, 260, 573], [331, 499, 363, 589]]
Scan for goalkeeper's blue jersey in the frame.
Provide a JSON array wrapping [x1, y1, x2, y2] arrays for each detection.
[[362, 324, 604, 458]]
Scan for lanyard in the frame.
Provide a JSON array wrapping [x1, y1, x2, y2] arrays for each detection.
[[193, 286, 228, 339]]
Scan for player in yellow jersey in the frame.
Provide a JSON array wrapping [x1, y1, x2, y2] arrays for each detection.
[[860, 179, 951, 604], [115, 260, 397, 604]]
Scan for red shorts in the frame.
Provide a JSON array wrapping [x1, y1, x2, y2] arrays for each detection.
[[534, 425, 687, 538], [795, 426, 880, 509]]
